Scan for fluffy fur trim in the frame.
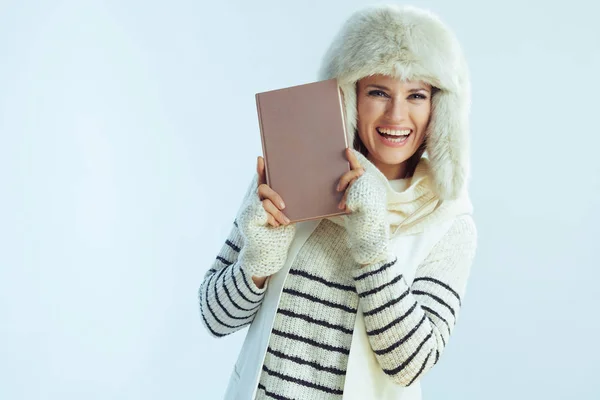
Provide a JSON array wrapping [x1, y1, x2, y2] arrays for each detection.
[[318, 4, 471, 200]]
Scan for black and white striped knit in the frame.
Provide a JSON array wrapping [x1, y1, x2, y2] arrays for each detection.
[[199, 213, 477, 399], [198, 220, 267, 338]]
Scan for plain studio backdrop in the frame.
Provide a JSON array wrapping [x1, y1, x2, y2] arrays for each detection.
[[1, 0, 599, 399]]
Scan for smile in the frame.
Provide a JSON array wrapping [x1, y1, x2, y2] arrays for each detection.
[[376, 127, 412, 145]]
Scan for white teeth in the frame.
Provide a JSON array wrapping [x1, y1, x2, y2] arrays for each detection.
[[378, 128, 411, 136], [385, 136, 409, 143]]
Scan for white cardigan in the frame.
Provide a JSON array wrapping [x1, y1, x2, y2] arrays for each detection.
[[224, 215, 458, 399], [200, 151, 476, 398]]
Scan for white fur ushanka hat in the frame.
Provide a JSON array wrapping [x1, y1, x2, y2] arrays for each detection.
[[318, 4, 471, 200]]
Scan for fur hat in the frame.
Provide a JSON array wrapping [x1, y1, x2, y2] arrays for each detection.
[[318, 4, 471, 200]]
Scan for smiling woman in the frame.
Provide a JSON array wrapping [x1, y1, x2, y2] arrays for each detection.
[[355, 75, 434, 180], [198, 4, 477, 400]]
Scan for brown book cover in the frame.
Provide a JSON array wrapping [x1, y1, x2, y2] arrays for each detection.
[[255, 78, 350, 223]]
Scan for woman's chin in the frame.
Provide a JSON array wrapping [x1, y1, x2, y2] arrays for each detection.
[[368, 146, 412, 166]]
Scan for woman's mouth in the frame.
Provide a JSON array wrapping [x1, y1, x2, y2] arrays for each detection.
[[376, 127, 412, 145]]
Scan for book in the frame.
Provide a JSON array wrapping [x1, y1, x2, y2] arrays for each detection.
[[255, 78, 350, 223]]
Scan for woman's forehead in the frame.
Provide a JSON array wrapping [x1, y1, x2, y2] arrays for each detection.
[[359, 74, 431, 90]]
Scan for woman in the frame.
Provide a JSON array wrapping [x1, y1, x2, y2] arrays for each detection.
[[199, 4, 477, 399]]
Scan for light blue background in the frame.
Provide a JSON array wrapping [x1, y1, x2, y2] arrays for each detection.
[[1, 0, 599, 399]]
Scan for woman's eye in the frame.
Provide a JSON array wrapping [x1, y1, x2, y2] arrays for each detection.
[[409, 93, 428, 100], [368, 90, 388, 97]]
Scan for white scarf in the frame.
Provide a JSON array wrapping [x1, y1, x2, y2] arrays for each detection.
[[327, 152, 473, 236]]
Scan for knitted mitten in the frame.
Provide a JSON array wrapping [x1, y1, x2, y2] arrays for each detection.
[[236, 176, 296, 277], [344, 170, 394, 266]]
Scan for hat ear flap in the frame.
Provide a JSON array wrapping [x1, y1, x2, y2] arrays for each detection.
[[425, 88, 470, 200]]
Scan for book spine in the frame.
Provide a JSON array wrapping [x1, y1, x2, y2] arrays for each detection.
[[255, 93, 271, 187]]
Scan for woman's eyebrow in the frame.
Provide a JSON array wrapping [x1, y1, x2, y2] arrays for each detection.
[[366, 84, 391, 90], [408, 87, 430, 93], [366, 84, 430, 93]]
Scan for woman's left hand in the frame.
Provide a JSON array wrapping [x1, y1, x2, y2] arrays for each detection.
[[337, 148, 394, 266]]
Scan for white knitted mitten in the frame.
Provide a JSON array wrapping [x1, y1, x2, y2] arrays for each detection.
[[236, 176, 296, 277], [344, 170, 393, 266]]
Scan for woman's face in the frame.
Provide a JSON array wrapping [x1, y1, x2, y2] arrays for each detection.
[[356, 74, 432, 179]]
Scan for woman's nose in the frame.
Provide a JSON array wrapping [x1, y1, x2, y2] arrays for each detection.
[[386, 98, 409, 121]]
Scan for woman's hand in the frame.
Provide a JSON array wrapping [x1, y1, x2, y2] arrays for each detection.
[[234, 157, 297, 287], [337, 148, 393, 266], [336, 148, 365, 211], [257, 156, 291, 227]]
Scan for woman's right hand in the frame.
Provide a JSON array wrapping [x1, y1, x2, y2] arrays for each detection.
[[257, 156, 292, 227], [235, 157, 297, 285]]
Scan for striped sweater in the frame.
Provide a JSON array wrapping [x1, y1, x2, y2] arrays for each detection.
[[199, 213, 477, 399]]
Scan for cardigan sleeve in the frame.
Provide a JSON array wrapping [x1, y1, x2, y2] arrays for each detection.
[[198, 176, 269, 338], [352, 215, 477, 386], [198, 219, 268, 338]]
